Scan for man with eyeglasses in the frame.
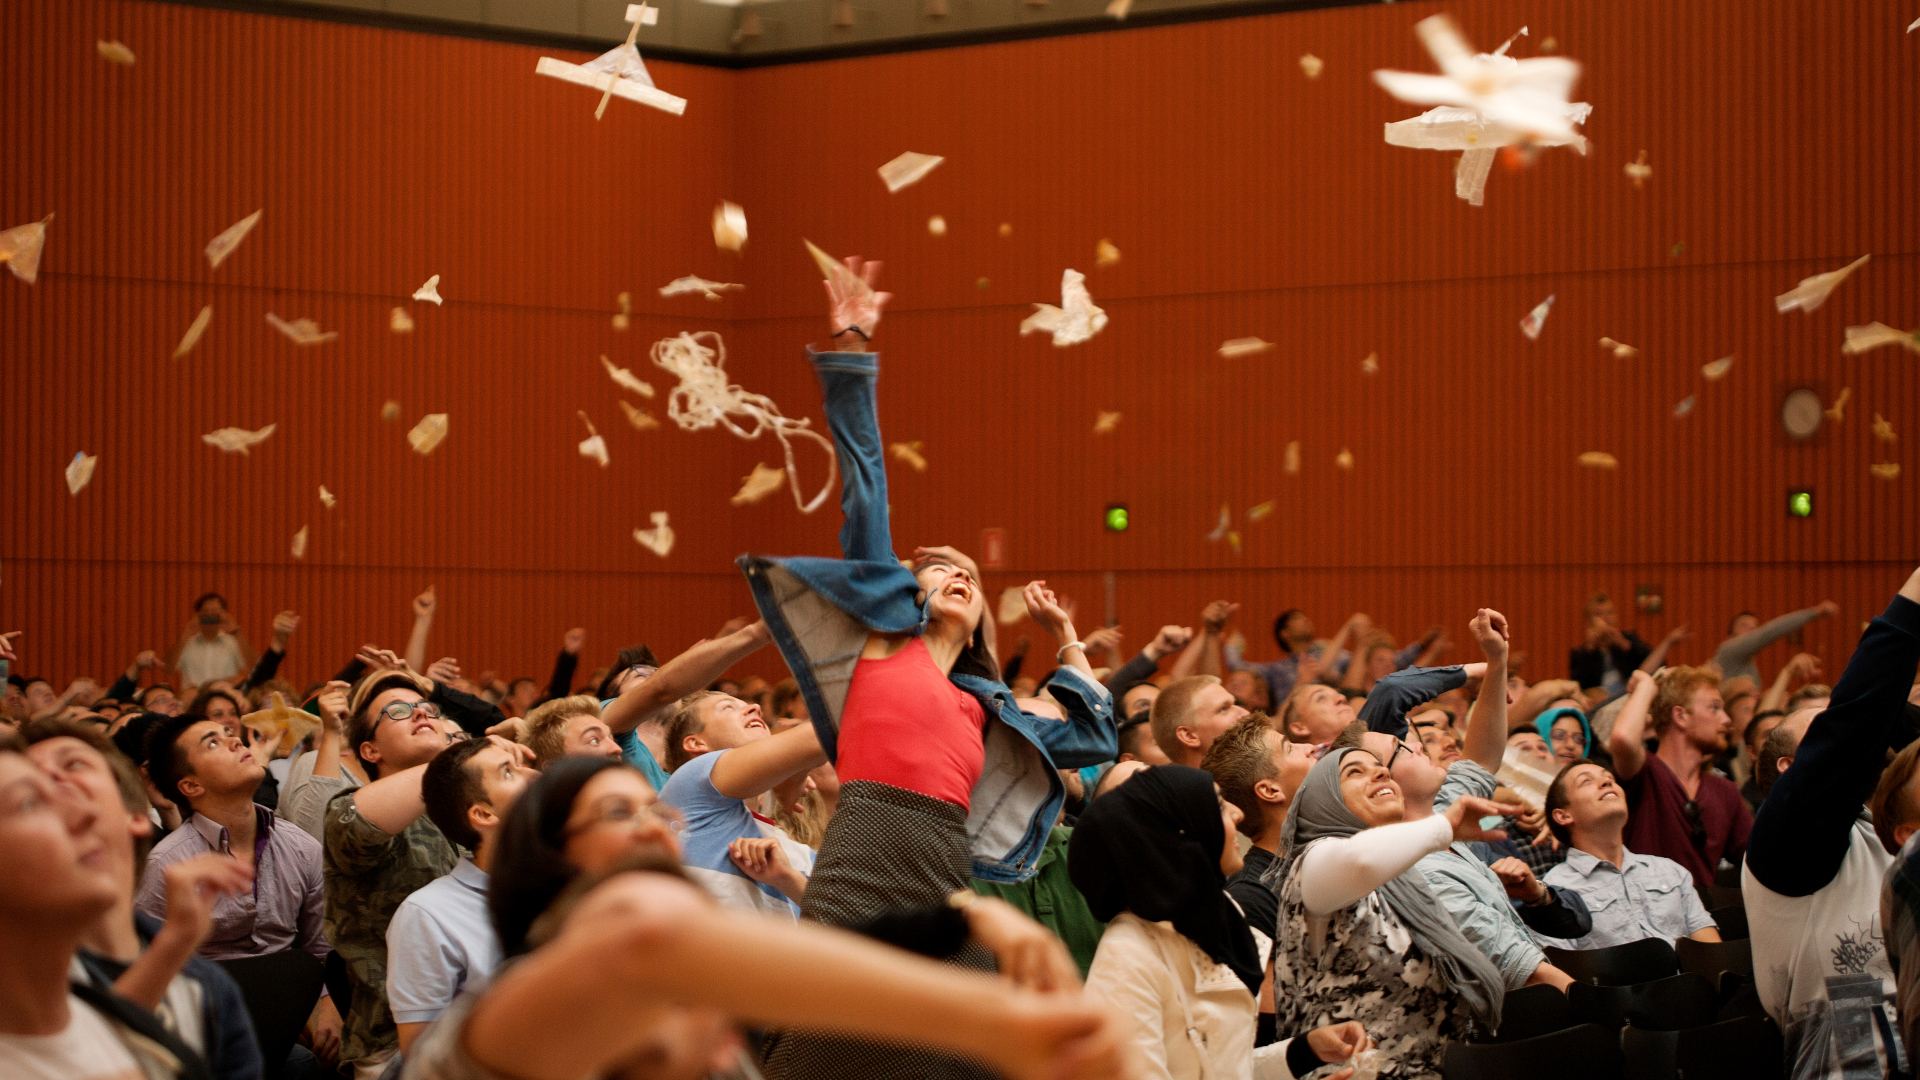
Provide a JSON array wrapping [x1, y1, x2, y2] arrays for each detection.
[[1607, 666, 1751, 891], [322, 670, 478, 1080]]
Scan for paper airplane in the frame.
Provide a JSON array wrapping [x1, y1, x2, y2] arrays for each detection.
[[1776, 255, 1869, 314], [659, 275, 742, 301], [634, 512, 674, 557], [1095, 239, 1122, 268], [1625, 150, 1651, 188], [878, 152, 944, 193], [408, 413, 449, 455], [1824, 388, 1851, 423], [1519, 294, 1555, 340], [601, 355, 655, 398], [619, 400, 659, 430], [97, 41, 136, 65], [731, 463, 787, 506], [203, 424, 277, 455], [390, 307, 414, 333], [1598, 337, 1638, 359], [714, 202, 747, 251], [890, 442, 928, 472], [1578, 451, 1618, 470], [1701, 356, 1734, 381], [1021, 270, 1108, 347], [1219, 338, 1273, 358], [1872, 463, 1903, 481], [319, 485, 336, 508], [266, 313, 337, 346], [534, 6, 685, 118], [1206, 504, 1232, 541], [1094, 411, 1122, 434], [0, 215, 53, 284], [578, 411, 610, 467], [1874, 413, 1897, 444], [66, 452, 97, 495], [205, 210, 261, 269], [1360, 351, 1380, 374], [240, 693, 319, 757], [174, 306, 213, 358], [413, 275, 443, 305], [290, 525, 309, 560], [1247, 501, 1276, 522], [1842, 323, 1920, 356]]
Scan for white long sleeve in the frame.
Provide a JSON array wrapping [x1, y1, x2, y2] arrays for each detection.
[[1296, 815, 1453, 916]]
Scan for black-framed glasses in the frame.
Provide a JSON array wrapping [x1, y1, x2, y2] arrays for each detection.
[[370, 700, 442, 741]]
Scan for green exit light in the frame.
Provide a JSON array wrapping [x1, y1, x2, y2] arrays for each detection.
[[1104, 504, 1130, 532], [1788, 490, 1813, 518]]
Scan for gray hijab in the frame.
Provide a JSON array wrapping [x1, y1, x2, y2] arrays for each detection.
[[1261, 747, 1506, 1031]]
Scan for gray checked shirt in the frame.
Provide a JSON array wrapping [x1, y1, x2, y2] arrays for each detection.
[[1533, 846, 1717, 951]]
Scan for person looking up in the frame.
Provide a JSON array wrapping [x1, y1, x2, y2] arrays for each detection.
[[1608, 667, 1751, 890], [1150, 675, 1249, 767]]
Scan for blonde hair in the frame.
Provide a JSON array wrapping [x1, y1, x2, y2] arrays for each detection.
[[1149, 676, 1220, 760], [1651, 665, 1721, 737], [520, 695, 605, 765]]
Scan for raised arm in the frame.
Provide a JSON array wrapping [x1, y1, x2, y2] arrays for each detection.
[[1748, 571, 1920, 897], [709, 723, 827, 801], [1461, 610, 1510, 773], [1297, 795, 1516, 915], [404, 587, 436, 674], [241, 611, 298, 691], [1760, 652, 1821, 712], [1638, 625, 1690, 674], [547, 628, 585, 702], [813, 256, 896, 564], [603, 622, 772, 736], [1714, 603, 1836, 673], [1025, 582, 1096, 682], [309, 682, 350, 782], [1357, 664, 1476, 738], [1321, 614, 1367, 678], [1606, 670, 1658, 781]]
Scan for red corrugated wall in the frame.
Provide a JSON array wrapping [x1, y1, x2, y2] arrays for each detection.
[[3, 0, 1914, 693]]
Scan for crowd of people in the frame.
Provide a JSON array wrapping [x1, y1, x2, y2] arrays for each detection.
[[4, 260, 1919, 1080]]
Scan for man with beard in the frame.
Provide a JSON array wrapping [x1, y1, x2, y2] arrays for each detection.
[[1607, 666, 1752, 890]]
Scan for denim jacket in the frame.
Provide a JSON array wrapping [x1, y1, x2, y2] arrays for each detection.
[[739, 349, 1117, 883]]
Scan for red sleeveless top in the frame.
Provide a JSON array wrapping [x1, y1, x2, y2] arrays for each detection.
[[835, 638, 988, 809]]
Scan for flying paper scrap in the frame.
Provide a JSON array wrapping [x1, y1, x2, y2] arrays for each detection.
[[1361, 351, 1379, 374], [997, 587, 1028, 626], [613, 292, 633, 331], [634, 512, 675, 557], [1842, 323, 1920, 355], [1875, 413, 1897, 443], [1021, 270, 1108, 347], [659, 276, 742, 301], [653, 329, 839, 513], [266, 313, 337, 346], [1106, 0, 1132, 18], [409, 413, 449, 455], [602, 355, 655, 398], [620, 400, 659, 430], [1578, 451, 1618, 469], [205, 210, 261, 269], [878, 152, 944, 193], [1335, 448, 1354, 471], [1247, 501, 1276, 522], [381, 401, 402, 422], [1218, 337, 1273, 358], [1095, 239, 1121, 268], [66, 452, 97, 495], [390, 307, 414, 333], [1206, 505, 1232, 542], [1673, 395, 1696, 418], [1825, 388, 1851, 422], [239, 693, 319, 758], [1598, 337, 1638, 358], [202, 423, 277, 455], [1519, 294, 1555, 340], [731, 463, 787, 506], [999, 223, 1013, 238], [1375, 18, 1584, 145], [1776, 255, 1869, 314], [319, 485, 336, 508], [928, 216, 947, 236], [1284, 441, 1301, 474], [413, 275, 443, 305], [1872, 463, 1903, 481], [578, 411, 610, 467], [890, 442, 928, 472], [534, 18, 686, 117], [0, 215, 53, 283], [97, 41, 136, 65], [713, 202, 747, 252], [290, 525, 309, 560], [1625, 150, 1651, 188], [174, 306, 213, 358], [1300, 54, 1324, 78], [1701, 356, 1734, 381], [1094, 411, 1122, 434]]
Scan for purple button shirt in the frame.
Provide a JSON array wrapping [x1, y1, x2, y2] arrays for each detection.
[[136, 803, 330, 963]]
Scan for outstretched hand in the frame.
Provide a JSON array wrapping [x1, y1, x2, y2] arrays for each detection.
[[1469, 608, 1509, 661], [1023, 581, 1078, 645], [824, 256, 891, 347], [1443, 795, 1523, 844]]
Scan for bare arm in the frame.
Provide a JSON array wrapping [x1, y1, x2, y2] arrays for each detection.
[[1512, 678, 1581, 730], [1322, 614, 1367, 677], [709, 723, 827, 801], [1167, 624, 1209, 681], [1462, 610, 1510, 773], [404, 587, 436, 674], [1607, 670, 1658, 781], [1025, 582, 1097, 682], [1638, 625, 1690, 673], [603, 622, 772, 736], [1761, 653, 1820, 712], [310, 682, 350, 782], [350, 761, 431, 835]]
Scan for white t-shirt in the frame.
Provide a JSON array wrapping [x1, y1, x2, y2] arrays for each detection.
[[0, 995, 147, 1080], [176, 633, 244, 688]]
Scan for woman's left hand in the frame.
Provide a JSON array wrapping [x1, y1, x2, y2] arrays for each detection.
[[1022, 581, 1077, 645]]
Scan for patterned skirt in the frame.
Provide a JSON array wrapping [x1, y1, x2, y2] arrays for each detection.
[[762, 780, 1000, 1080]]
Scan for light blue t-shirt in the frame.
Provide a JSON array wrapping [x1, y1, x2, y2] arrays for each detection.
[[385, 858, 501, 1025], [657, 749, 814, 919], [602, 699, 672, 793]]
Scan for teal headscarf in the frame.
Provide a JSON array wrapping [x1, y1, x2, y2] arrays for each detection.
[[1535, 705, 1592, 758]]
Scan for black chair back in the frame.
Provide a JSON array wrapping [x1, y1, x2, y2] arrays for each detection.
[[1707, 904, 1748, 940], [216, 950, 325, 1070], [1621, 1015, 1783, 1080], [1543, 937, 1679, 986], [1700, 884, 1744, 910], [1477, 983, 1575, 1043], [1714, 971, 1769, 1022], [1713, 862, 1743, 889], [1675, 935, 1753, 981], [1568, 972, 1720, 1031], [1442, 1023, 1622, 1080]]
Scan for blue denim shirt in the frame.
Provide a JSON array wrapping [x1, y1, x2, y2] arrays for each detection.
[[739, 349, 1117, 884]]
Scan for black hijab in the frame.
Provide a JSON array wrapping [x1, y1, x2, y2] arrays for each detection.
[[1067, 764, 1264, 996]]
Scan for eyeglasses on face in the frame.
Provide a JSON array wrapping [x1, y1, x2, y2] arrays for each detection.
[[567, 800, 685, 838], [369, 699, 442, 741]]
